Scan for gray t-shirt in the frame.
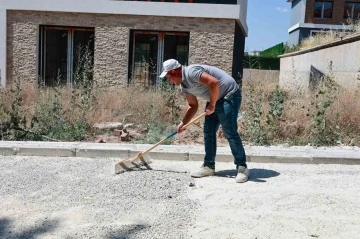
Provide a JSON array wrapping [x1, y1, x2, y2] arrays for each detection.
[[180, 64, 239, 102]]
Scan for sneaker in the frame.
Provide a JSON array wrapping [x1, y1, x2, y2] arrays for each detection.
[[190, 165, 215, 178], [235, 166, 250, 183]]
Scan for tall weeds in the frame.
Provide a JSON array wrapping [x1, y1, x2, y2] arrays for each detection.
[[239, 61, 360, 146], [285, 19, 360, 53], [0, 47, 97, 141], [1, 53, 360, 146]]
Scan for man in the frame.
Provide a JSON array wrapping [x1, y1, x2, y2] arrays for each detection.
[[160, 59, 249, 183]]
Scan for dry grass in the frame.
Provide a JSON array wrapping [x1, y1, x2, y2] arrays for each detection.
[[299, 19, 360, 50], [1, 79, 360, 146], [90, 85, 188, 126], [240, 80, 360, 145], [0, 84, 188, 126]]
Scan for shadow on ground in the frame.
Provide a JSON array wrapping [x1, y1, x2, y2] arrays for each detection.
[[0, 217, 59, 239], [106, 224, 150, 239], [215, 168, 280, 182]]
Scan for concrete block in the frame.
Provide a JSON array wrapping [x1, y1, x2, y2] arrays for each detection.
[[0, 147, 16, 156], [129, 150, 141, 156], [188, 153, 204, 161], [17, 147, 75, 157], [312, 157, 360, 165], [76, 148, 129, 158], [215, 154, 234, 163], [149, 152, 188, 161], [187, 154, 234, 163], [248, 155, 315, 164]]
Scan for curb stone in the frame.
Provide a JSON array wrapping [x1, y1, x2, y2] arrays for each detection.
[[0, 141, 359, 165]]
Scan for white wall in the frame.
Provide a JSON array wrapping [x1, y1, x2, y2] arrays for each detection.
[[238, 0, 248, 36], [1, 0, 243, 22], [279, 35, 360, 92]]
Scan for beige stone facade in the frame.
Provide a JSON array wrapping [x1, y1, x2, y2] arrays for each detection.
[[7, 10, 235, 87]]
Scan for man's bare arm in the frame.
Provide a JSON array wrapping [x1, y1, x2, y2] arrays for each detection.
[[177, 94, 198, 133], [199, 72, 219, 115]]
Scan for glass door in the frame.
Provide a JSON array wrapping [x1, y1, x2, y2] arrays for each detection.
[[163, 34, 189, 66], [72, 29, 95, 85], [44, 28, 68, 86], [132, 33, 159, 88], [130, 31, 189, 89]]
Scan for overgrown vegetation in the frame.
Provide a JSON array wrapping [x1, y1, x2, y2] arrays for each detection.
[[0, 46, 97, 141], [1, 52, 360, 147], [240, 61, 360, 146], [307, 62, 341, 146]]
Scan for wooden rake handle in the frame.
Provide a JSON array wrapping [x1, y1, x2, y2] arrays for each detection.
[[133, 112, 206, 160]]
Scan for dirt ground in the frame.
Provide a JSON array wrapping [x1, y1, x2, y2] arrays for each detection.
[[1, 156, 360, 239]]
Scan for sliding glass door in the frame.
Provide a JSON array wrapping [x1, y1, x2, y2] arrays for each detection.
[[129, 31, 189, 88]]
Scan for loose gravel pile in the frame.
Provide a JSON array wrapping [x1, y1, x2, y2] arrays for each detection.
[[0, 156, 198, 239]]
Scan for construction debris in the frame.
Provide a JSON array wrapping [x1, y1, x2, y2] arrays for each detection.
[[93, 122, 123, 130], [113, 129, 131, 141], [113, 129, 122, 136]]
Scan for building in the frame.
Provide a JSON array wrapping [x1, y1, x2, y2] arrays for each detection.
[[0, 0, 248, 88], [244, 50, 261, 56], [287, 0, 360, 46]]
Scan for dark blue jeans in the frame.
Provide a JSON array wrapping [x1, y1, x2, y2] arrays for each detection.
[[203, 89, 246, 169]]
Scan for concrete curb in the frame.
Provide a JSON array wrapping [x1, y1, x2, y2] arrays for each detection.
[[0, 146, 17, 156], [0, 141, 360, 165]]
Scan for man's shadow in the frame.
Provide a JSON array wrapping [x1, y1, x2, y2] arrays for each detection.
[[215, 168, 280, 182]]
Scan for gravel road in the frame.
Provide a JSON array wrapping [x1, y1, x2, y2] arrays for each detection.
[[1, 156, 360, 239]]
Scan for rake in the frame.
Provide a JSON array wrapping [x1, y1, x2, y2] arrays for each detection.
[[114, 112, 206, 174]]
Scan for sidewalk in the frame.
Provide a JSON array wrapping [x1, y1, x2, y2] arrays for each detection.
[[0, 141, 359, 165]]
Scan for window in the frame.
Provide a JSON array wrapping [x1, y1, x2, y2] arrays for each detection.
[[38, 26, 95, 86], [314, 1, 333, 18], [344, 2, 360, 19], [310, 30, 330, 37], [128, 31, 189, 88]]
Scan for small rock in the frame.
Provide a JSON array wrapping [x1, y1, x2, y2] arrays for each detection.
[[168, 195, 172, 199], [96, 139, 106, 143], [189, 183, 195, 187], [120, 132, 130, 141], [113, 129, 122, 136]]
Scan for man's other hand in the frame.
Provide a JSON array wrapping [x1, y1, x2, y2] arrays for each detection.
[[205, 104, 215, 115], [177, 122, 186, 133]]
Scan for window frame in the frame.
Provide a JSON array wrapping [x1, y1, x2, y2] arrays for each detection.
[[128, 30, 190, 88], [314, 1, 334, 19], [38, 25, 95, 87], [344, 2, 360, 19]]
